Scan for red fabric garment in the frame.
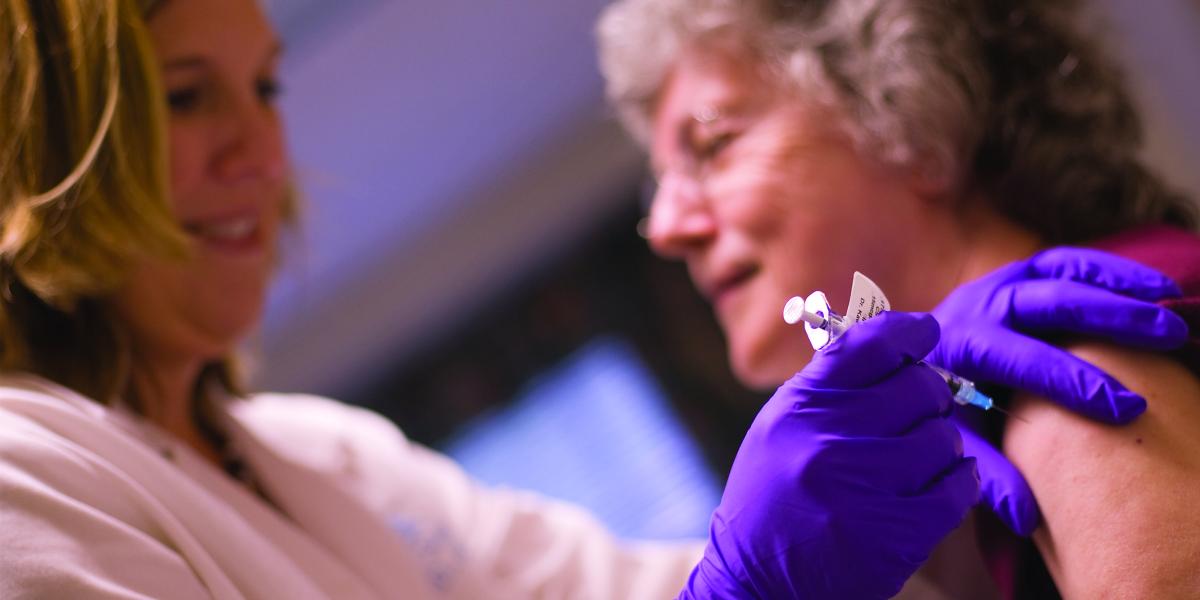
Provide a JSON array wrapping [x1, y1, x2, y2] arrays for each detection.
[[980, 224, 1200, 599]]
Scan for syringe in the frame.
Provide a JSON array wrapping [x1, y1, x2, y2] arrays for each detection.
[[782, 296, 1008, 415]]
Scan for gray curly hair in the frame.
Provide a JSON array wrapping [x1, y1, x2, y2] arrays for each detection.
[[597, 0, 1196, 244]]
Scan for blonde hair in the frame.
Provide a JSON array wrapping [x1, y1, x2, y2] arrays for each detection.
[[0, 0, 239, 404], [597, 0, 1196, 243]]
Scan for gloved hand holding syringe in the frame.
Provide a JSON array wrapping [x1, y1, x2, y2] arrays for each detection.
[[783, 271, 1023, 419]]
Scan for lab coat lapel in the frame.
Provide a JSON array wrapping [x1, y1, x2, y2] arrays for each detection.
[[0, 377, 327, 600], [224, 406, 438, 599]]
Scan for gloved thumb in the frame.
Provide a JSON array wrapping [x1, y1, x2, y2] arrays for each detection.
[[804, 311, 940, 389]]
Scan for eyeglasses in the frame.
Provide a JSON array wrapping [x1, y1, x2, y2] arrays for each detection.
[[637, 106, 732, 238]]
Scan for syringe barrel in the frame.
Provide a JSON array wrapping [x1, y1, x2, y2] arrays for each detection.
[[826, 313, 849, 338]]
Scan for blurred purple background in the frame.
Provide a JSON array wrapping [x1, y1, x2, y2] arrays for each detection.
[[250, 0, 1200, 538]]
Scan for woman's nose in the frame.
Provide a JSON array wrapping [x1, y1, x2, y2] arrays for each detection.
[[214, 99, 287, 186], [645, 172, 717, 259]]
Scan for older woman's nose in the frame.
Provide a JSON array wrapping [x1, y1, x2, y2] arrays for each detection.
[[645, 173, 717, 258]]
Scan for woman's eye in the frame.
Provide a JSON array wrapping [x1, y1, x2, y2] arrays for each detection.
[[696, 131, 736, 161], [256, 78, 282, 103], [166, 87, 201, 112]]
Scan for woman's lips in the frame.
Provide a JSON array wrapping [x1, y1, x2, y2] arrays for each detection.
[[708, 267, 758, 307]]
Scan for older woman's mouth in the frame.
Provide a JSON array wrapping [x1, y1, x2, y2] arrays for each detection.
[[702, 266, 759, 307]]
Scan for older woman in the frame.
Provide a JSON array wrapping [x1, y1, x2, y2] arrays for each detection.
[[0, 0, 1188, 598], [598, 0, 1200, 597]]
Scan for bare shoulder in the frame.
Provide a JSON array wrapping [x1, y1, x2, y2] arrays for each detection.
[[1003, 342, 1200, 598]]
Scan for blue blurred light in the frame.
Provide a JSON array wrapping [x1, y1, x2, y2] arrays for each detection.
[[442, 337, 721, 540]]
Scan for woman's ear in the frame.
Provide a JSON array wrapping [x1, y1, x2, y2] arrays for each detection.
[[906, 154, 960, 206]]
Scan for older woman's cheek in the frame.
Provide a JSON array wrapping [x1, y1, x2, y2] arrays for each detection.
[[723, 281, 813, 388]]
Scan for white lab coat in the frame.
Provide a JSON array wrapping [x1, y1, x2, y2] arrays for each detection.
[[0, 374, 704, 599]]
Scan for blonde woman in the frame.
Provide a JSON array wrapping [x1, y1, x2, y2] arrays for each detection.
[[0, 0, 1186, 598], [0, 0, 710, 597]]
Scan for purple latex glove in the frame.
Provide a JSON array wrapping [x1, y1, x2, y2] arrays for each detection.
[[681, 312, 979, 600], [927, 247, 1188, 536]]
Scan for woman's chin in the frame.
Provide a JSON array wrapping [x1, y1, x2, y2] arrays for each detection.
[[199, 310, 264, 356], [729, 351, 797, 392], [727, 328, 817, 392]]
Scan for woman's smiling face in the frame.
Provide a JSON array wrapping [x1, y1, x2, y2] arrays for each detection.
[[113, 0, 288, 364], [645, 47, 939, 388]]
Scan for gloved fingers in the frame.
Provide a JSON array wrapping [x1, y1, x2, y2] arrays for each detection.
[[894, 456, 980, 536], [937, 326, 1145, 424], [1027, 247, 1183, 300], [800, 312, 940, 389], [792, 360, 950, 436], [1006, 279, 1188, 350], [959, 427, 1041, 536], [794, 365, 951, 435], [828, 417, 964, 495]]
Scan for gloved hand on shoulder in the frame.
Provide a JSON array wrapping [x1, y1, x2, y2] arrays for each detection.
[[927, 247, 1188, 536]]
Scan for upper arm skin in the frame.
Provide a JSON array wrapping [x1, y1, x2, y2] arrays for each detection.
[[1003, 343, 1200, 598]]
